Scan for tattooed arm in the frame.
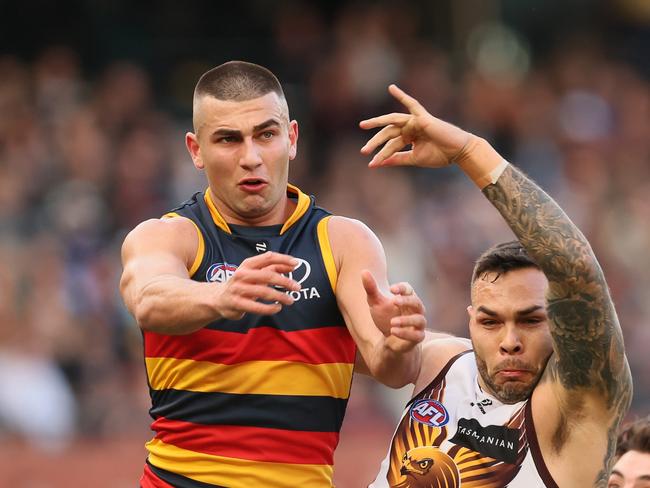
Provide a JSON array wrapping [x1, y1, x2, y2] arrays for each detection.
[[482, 164, 632, 485], [360, 84, 632, 486]]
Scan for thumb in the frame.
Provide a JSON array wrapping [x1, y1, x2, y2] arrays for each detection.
[[361, 270, 384, 305]]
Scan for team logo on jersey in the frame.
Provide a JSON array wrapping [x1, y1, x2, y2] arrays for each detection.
[[284, 258, 321, 301], [206, 262, 238, 283], [255, 241, 268, 253], [410, 399, 449, 427], [398, 446, 460, 488]]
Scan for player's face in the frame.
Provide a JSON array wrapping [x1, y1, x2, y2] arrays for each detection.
[[468, 267, 553, 404], [608, 450, 650, 488], [186, 92, 298, 225]]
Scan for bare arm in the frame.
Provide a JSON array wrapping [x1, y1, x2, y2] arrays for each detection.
[[120, 217, 301, 334], [481, 164, 632, 483], [360, 84, 632, 485], [328, 216, 425, 388]]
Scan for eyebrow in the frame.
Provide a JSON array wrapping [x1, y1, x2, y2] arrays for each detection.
[[476, 305, 544, 317], [211, 119, 281, 139], [253, 118, 281, 132], [609, 469, 650, 481]]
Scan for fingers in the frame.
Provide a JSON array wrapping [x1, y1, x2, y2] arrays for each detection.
[[390, 282, 414, 296], [242, 251, 299, 269], [388, 84, 425, 115], [360, 124, 403, 155], [361, 269, 384, 306], [390, 324, 426, 343], [368, 136, 411, 168], [359, 113, 410, 131]]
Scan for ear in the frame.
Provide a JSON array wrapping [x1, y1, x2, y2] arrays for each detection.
[[467, 305, 474, 319], [186, 132, 204, 170], [288, 120, 299, 161]]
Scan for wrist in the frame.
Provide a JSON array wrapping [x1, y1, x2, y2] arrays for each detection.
[[453, 136, 509, 189]]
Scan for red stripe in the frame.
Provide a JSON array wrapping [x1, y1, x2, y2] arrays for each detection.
[[152, 417, 338, 465], [141, 464, 175, 488], [144, 326, 356, 365]]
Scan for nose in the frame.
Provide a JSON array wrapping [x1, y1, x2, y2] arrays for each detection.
[[239, 137, 263, 169], [499, 325, 522, 354]]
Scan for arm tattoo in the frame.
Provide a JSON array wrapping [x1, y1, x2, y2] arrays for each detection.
[[483, 165, 632, 480]]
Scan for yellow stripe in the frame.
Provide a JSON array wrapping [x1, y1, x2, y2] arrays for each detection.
[[162, 212, 205, 278], [147, 439, 333, 488], [146, 357, 353, 399], [316, 216, 337, 293], [280, 184, 311, 235], [203, 188, 232, 234]]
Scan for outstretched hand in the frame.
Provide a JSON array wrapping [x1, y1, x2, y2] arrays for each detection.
[[215, 252, 301, 320], [362, 269, 426, 353], [360, 84, 471, 169]]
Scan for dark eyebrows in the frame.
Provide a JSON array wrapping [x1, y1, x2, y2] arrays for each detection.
[[253, 118, 281, 132], [476, 306, 498, 316], [210, 119, 280, 139], [212, 128, 241, 138], [515, 305, 544, 317], [476, 305, 544, 317]]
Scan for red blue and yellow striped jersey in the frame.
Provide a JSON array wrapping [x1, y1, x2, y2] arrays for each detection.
[[140, 185, 356, 488]]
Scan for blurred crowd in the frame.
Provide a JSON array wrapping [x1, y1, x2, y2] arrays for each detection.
[[0, 2, 648, 477]]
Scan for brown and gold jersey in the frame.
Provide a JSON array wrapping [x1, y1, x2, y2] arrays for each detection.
[[370, 351, 558, 488]]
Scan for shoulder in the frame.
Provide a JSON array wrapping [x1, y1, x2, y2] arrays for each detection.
[[122, 217, 199, 266], [327, 216, 382, 252], [413, 336, 472, 394], [124, 216, 198, 245]]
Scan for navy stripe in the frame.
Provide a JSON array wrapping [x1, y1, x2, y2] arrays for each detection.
[[204, 318, 346, 333], [150, 389, 348, 433], [147, 461, 226, 488]]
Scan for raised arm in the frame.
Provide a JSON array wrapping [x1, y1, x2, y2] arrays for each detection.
[[120, 217, 301, 334], [481, 163, 632, 482], [327, 216, 425, 388], [360, 84, 632, 482]]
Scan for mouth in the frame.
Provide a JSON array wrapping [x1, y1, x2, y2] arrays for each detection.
[[238, 178, 268, 193], [496, 369, 531, 381]]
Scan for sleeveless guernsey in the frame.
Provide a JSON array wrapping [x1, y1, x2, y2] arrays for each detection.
[[370, 351, 559, 488], [140, 185, 356, 488]]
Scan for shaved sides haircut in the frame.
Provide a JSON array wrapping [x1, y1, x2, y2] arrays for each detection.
[[194, 61, 285, 103], [192, 61, 289, 131]]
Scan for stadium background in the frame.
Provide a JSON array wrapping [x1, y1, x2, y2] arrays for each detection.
[[0, 0, 648, 486]]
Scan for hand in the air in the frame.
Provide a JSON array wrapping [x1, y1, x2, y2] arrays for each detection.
[[360, 84, 471, 169]]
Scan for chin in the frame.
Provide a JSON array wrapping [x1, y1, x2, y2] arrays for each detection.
[[495, 381, 536, 404]]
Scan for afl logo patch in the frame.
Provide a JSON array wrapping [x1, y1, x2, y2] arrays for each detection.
[[410, 399, 449, 427], [206, 263, 238, 283]]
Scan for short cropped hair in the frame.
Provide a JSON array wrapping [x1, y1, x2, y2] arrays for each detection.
[[616, 417, 650, 457], [471, 241, 540, 284], [194, 61, 284, 103]]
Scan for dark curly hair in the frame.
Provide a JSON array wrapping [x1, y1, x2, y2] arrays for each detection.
[[471, 240, 540, 284], [616, 417, 650, 457]]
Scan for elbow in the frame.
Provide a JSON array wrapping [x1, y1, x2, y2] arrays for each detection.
[[133, 288, 163, 332]]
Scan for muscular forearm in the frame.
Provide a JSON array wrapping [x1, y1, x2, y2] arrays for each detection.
[[133, 275, 223, 334], [368, 340, 421, 388]]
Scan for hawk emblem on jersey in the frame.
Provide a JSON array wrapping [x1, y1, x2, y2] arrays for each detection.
[[395, 446, 460, 488]]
